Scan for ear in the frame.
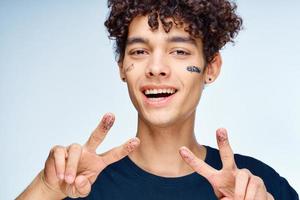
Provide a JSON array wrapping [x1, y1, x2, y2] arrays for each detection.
[[204, 52, 222, 84], [118, 61, 126, 82]]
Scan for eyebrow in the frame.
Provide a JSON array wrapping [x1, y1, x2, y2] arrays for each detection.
[[126, 36, 197, 46], [167, 36, 197, 46], [126, 37, 149, 46]]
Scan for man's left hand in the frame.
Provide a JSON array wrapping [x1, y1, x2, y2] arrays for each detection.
[[179, 128, 274, 200]]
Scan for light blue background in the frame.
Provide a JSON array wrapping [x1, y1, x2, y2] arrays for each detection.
[[0, 1, 299, 199]]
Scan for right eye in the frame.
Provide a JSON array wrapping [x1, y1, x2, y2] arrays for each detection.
[[129, 49, 148, 55]]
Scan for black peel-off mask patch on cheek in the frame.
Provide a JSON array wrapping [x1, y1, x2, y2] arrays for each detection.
[[125, 63, 135, 73], [186, 66, 202, 74]]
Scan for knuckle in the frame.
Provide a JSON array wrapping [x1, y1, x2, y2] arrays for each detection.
[[222, 153, 231, 160], [66, 166, 76, 175], [100, 157, 108, 167], [51, 145, 65, 156], [79, 190, 91, 198], [81, 193, 90, 198], [238, 168, 251, 177], [124, 145, 131, 154], [78, 186, 91, 198], [54, 148, 65, 156], [190, 156, 198, 167], [252, 176, 264, 186], [51, 145, 63, 152], [235, 193, 244, 200], [208, 174, 217, 184], [182, 151, 194, 164], [90, 131, 105, 142], [65, 165, 76, 175], [124, 142, 134, 154], [69, 143, 82, 152], [112, 150, 121, 161]]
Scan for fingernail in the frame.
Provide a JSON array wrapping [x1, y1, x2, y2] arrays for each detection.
[[65, 174, 74, 183], [180, 148, 190, 159], [102, 113, 115, 131], [79, 179, 87, 187], [217, 129, 227, 143], [58, 173, 64, 180], [127, 138, 139, 152], [129, 138, 139, 146]]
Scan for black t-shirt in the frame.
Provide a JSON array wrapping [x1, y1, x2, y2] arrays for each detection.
[[66, 146, 298, 199]]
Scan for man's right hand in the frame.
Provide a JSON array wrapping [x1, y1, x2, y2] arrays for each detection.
[[41, 113, 140, 198]]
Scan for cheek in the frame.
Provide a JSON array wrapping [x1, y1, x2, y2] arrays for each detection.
[[124, 63, 135, 73], [123, 61, 146, 77], [186, 66, 202, 74], [174, 64, 204, 82], [174, 66, 204, 97], [124, 65, 143, 98], [188, 78, 203, 96]]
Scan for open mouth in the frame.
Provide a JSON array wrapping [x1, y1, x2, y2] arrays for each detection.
[[143, 88, 177, 99]]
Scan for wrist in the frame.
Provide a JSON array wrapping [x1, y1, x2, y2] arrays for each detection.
[[16, 170, 67, 200], [38, 170, 66, 200]]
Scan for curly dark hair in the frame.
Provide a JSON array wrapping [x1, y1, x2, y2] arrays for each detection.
[[104, 0, 242, 63]]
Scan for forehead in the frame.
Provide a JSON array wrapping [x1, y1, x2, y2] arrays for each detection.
[[126, 16, 204, 50], [127, 15, 198, 42]]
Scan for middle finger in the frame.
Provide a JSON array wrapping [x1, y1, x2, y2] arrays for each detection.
[[65, 143, 82, 184], [234, 169, 251, 200]]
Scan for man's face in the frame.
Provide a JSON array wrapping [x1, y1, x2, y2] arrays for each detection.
[[119, 15, 217, 127]]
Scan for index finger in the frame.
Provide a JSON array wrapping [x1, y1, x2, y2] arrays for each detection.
[[101, 137, 140, 166], [216, 128, 236, 170], [179, 146, 217, 179], [84, 113, 115, 152]]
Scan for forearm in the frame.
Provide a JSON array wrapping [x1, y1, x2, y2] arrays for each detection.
[[16, 171, 66, 200]]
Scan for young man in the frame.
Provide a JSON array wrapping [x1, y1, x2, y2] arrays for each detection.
[[17, 0, 298, 199]]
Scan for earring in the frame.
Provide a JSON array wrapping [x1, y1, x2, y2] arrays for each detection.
[[122, 78, 126, 82], [208, 78, 212, 81]]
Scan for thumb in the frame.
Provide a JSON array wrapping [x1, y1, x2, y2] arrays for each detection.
[[74, 175, 91, 198]]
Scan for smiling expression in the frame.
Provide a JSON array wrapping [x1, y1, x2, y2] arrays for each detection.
[[119, 15, 220, 127]]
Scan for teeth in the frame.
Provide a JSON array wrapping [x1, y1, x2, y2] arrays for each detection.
[[144, 88, 176, 95]]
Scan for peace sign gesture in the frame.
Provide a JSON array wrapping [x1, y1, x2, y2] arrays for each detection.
[[41, 113, 140, 199], [179, 128, 274, 200]]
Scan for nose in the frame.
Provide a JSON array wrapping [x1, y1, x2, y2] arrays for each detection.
[[145, 52, 170, 79]]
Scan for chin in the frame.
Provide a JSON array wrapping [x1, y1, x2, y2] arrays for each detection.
[[139, 109, 182, 128]]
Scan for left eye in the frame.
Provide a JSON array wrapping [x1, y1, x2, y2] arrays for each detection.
[[171, 50, 190, 56]]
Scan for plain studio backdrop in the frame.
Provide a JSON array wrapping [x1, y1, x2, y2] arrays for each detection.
[[0, 0, 299, 199]]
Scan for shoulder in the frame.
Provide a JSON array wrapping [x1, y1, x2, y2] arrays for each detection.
[[205, 146, 299, 199]]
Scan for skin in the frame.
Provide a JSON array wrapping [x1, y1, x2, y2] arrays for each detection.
[[119, 16, 215, 127], [16, 113, 140, 199], [125, 63, 135, 73], [119, 16, 274, 199], [17, 15, 274, 200], [180, 128, 274, 200]]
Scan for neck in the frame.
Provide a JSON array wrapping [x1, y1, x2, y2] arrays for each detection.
[[128, 111, 206, 177]]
